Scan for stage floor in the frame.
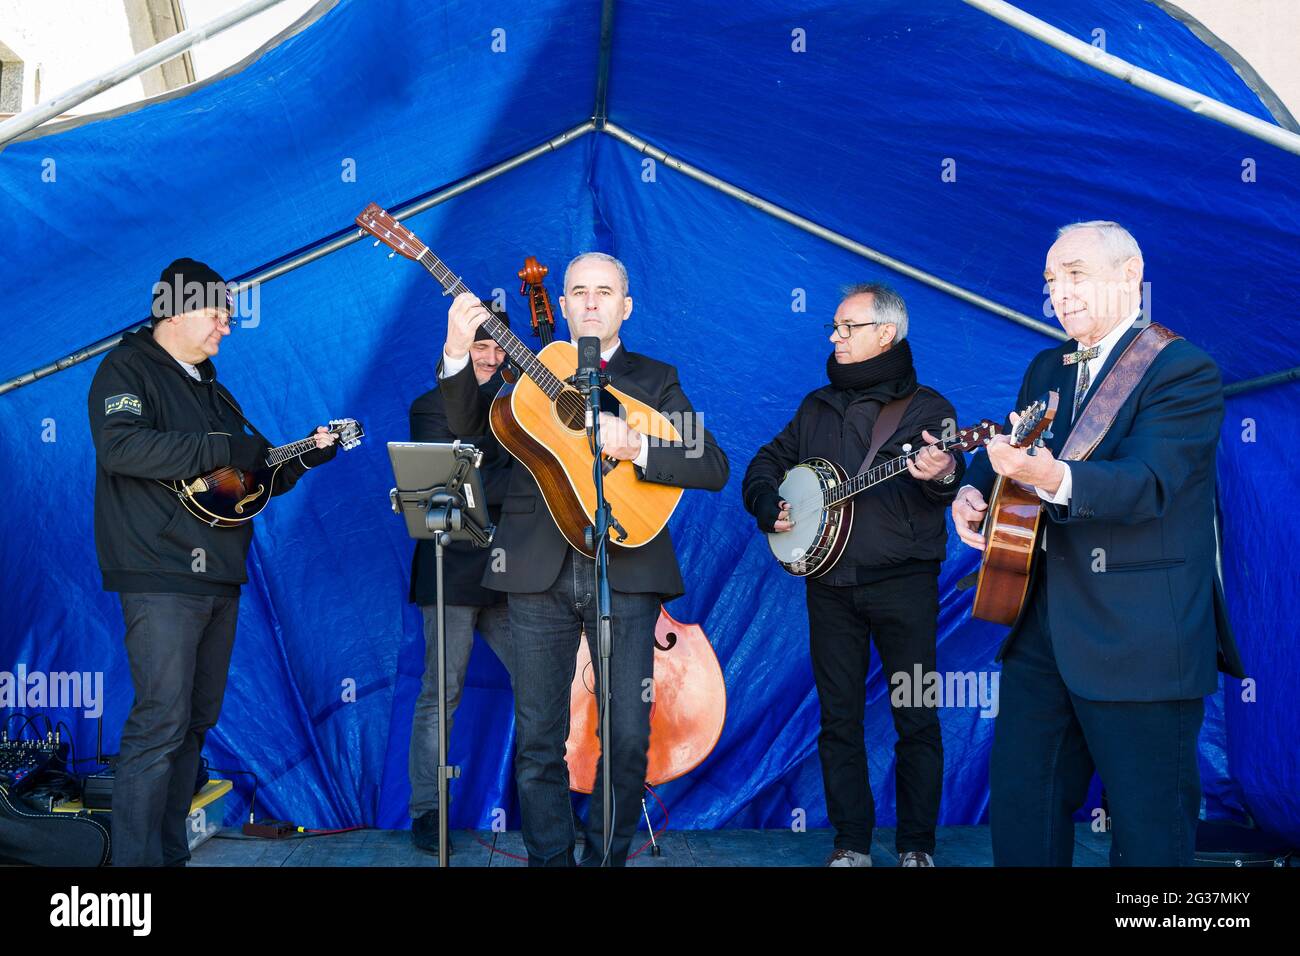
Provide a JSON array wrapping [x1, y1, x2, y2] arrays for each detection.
[[190, 822, 1114, 867]]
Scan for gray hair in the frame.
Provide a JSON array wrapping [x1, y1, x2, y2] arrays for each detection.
[[1056, 220, 1143, 269], [564, 252, 630, 297], [840, 281, 909, 341]]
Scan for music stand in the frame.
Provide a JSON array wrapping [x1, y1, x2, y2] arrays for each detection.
[[388, 440, 494, 868]]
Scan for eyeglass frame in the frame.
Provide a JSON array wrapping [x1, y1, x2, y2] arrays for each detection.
[[824, 320, 894, 339]]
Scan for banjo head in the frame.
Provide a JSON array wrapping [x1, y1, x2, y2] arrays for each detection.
[[766, 459, 850, 576]]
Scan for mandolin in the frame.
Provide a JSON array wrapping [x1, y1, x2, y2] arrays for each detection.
[[161, 419, 364, 527], [767, 419, 1000, 577], [971, 391, 1059, 625], [358, 203, 685, 554]]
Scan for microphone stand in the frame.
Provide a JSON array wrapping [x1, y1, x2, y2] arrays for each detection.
[[576, 356, 621, 867]]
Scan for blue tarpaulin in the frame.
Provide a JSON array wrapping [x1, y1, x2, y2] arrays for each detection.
[[1, 0, 1296, 846]]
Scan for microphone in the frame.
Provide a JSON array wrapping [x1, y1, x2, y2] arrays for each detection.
[[576, 336, 602, 430]]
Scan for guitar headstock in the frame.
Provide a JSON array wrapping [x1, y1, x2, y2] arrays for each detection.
[[329, 418, 366, 451], [356, 203, 426, 261], [950, 419, 1001, 452], [1009, 391, 1059, 448]]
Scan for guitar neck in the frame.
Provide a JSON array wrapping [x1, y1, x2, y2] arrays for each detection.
[[417, 249, 563, 395], [825, 437, 960, 506]]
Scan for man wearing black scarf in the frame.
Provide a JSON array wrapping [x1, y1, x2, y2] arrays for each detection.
[[743, 282, 965, 867]]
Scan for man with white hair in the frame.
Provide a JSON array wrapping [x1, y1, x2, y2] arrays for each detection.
[[953, 221, 1245, 866]]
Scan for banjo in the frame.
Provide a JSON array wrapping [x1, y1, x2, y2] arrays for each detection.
[[767, 419, 998, 577]]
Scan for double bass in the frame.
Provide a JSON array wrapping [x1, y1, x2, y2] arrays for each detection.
[[515, 256, 728, 792]]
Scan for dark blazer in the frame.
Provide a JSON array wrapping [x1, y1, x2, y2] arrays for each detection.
[[438, 344, 730, 599], [408, 372, 513, 607], [964, 323, 1246, 702]]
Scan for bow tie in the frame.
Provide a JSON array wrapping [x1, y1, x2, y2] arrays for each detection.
[[1062, 345, 1100, 366]]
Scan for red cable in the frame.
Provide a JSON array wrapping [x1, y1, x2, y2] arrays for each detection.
[[474, 784, 670, 864], [474, 834, 528, 862], [629, 780, 670, 863]]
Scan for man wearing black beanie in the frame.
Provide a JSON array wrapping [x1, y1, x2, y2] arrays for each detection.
[[87, 258, 340, 866]]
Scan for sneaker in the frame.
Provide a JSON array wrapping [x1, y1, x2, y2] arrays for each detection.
[[826, 848, 873, 867], [899, 851, 934, 867], [411, 811, 454, 855]]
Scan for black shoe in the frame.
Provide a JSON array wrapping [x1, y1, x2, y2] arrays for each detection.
[[411, 812, 454, 855]]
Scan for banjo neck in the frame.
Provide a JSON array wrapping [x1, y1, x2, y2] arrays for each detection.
[[823, 435, 965, 507]]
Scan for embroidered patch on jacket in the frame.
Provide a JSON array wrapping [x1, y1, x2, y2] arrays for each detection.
[[104, 393, 143, 416]]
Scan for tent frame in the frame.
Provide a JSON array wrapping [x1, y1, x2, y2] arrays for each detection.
[[2, 0, 1297, 397]]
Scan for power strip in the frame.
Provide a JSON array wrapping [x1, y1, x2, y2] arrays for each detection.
[[242, 819, 296, 839]]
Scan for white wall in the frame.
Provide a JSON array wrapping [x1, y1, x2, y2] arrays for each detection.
[[0, 0, 317, 117]]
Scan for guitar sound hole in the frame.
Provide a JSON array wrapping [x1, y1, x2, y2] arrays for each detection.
[[555, 388, 587, 431]]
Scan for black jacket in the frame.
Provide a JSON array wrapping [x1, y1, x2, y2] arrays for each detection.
[[742, 380, 965, 585], [963, 325, 1245, 701], [87, 329, 307, 595], [438, 344, 730, 599], [408, 372, 512, 607]]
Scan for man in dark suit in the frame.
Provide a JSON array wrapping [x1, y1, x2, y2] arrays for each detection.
[[953, 221, 1246, 866], [438, 253, 730, 866], [406, 300, 514, 856]]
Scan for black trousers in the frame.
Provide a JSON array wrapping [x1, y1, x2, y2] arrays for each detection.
[[806, 572, 943, 855], [111, 592, 238, 866], [990, 577, 1204, 866]]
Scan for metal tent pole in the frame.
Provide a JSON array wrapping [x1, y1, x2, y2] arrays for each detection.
[[601, 121, 1068, 342], [593, 0, 616, 129], [0, 121, 595, 395], [962, 0, 1300, 158], [0, 0, 289, 148], [1223, 366, 1300, 398]]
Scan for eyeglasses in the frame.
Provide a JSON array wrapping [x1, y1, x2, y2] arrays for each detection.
[[825, 321, 888, 339]]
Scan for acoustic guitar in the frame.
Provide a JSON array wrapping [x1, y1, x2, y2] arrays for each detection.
[[971, 391, 1059, 625], [162, 418, 364, 527], [357, 203, 684, 554], [767, 419, 1000, 577], [514, 254, 727, 793]]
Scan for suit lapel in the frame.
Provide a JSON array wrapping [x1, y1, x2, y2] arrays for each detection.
[[1072, 323, 1143, 425], [1046, 344, 1077, 455], [603, 343, 633, 381]]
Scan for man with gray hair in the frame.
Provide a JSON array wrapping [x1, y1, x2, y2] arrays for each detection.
[[953, 221, 1245, 866], [744, 281, 965, 867], [438, 251, 730, 866]]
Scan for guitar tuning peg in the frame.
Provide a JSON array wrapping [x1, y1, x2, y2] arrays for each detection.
[[1042, 428, 1054, 440], [372, 239, 381, 247], [388, 251, 396, 259]]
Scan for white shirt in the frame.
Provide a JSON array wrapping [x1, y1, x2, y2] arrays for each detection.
[[440, 340, 650, 469], [1035, 307, 1142, 507], [176, 359, 201, 381]]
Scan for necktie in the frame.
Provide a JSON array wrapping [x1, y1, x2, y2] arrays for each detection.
[[600, 359, 608, 369], [1073, 357, 1091, 420], [1063, 345, 1099, 421]]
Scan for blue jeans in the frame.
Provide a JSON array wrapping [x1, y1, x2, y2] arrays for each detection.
[[112, 592, 238, 866], [990, 578, 1204, 866], [506, 549, 660, 866], [409, 602, 511, 816]]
